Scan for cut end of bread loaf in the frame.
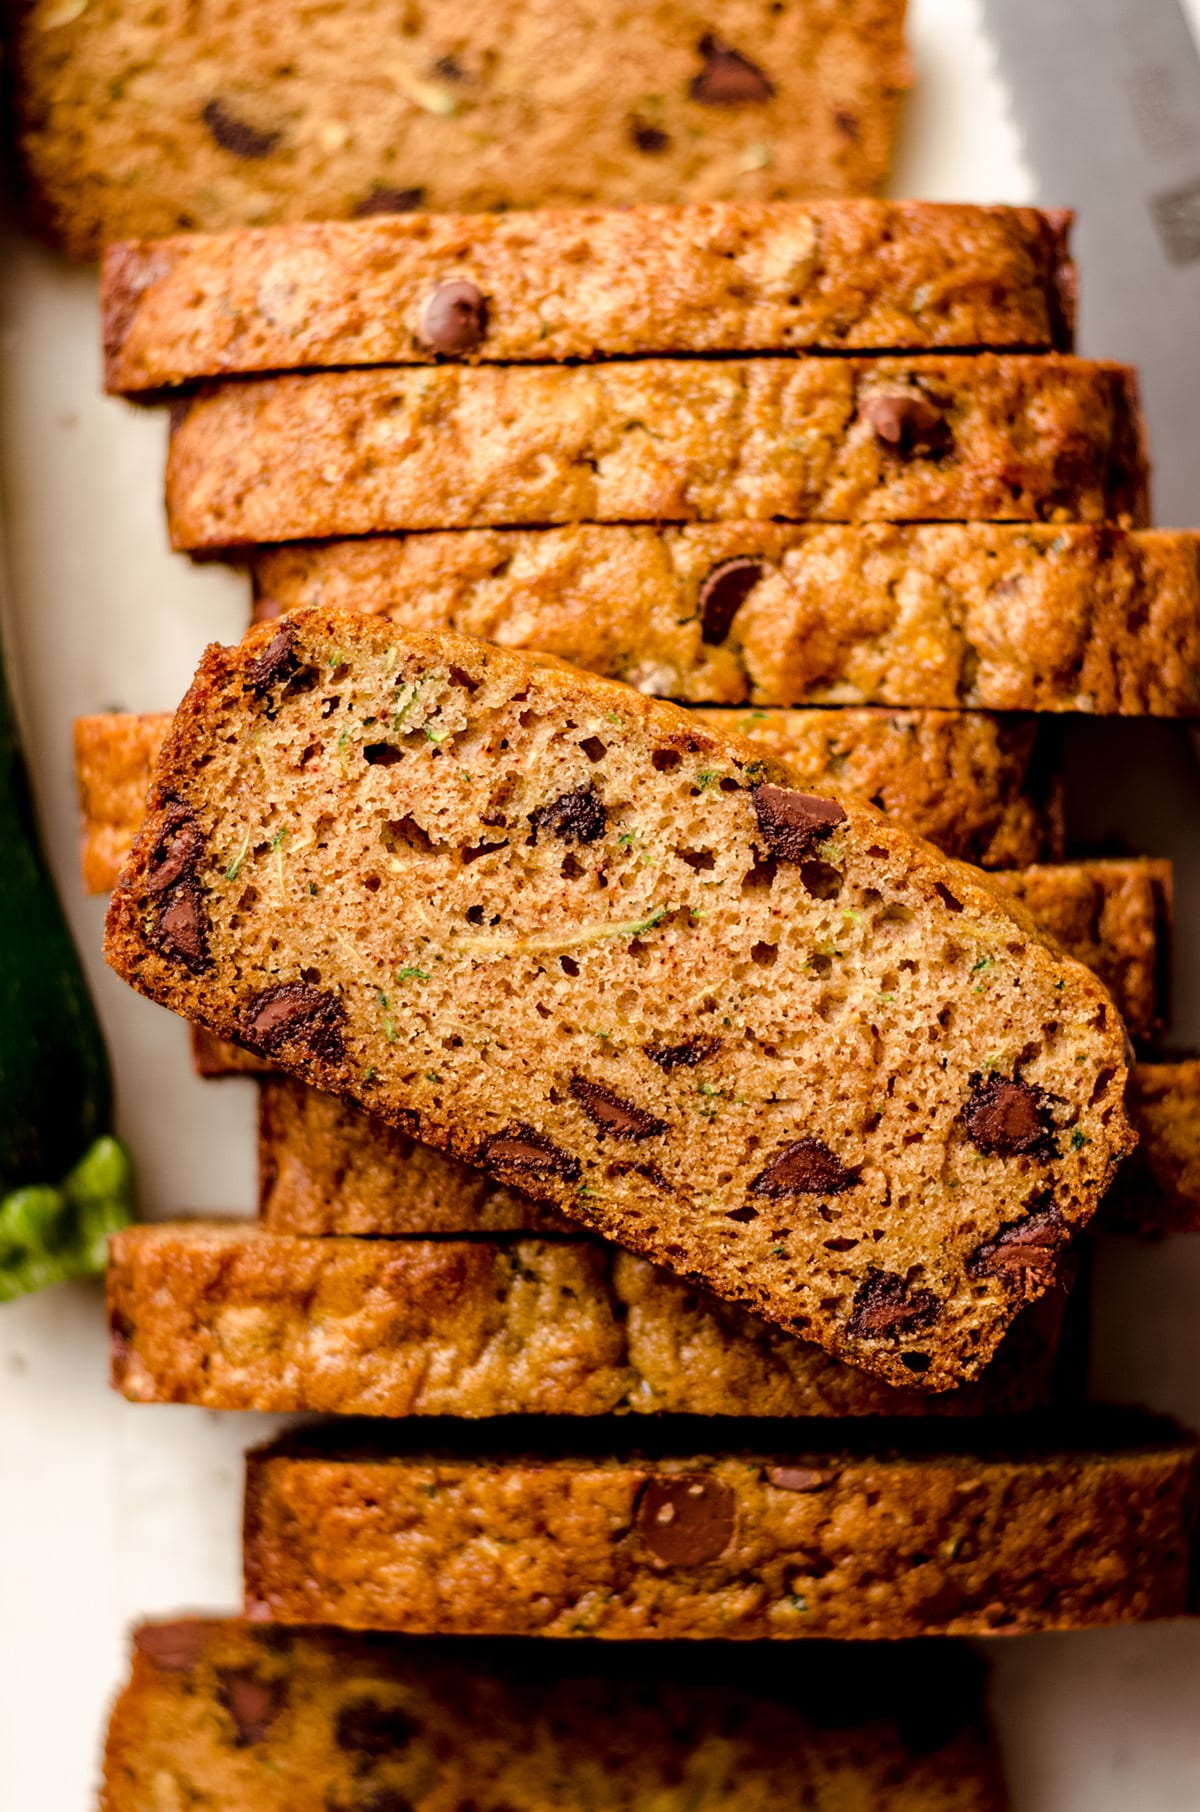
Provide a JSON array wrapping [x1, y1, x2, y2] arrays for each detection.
[[104, 608, 1134, 1391]]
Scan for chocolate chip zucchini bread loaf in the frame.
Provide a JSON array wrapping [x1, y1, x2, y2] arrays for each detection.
[[9, 0, 911, 262], [256, 1066, 1200, 1241], [104, 610, 1134, 1391], [242, 1413, 1199, 1639], [248, 522, 1200, 715], [76, 704, 1065, 887], [107, 1221, 1072, 1419], [104, 1620, 1007, 1812], [101, 200, 1076, 391], [164, 358, 1148, 550]]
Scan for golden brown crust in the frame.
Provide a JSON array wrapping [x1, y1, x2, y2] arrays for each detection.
[[249, 522, 1200, 715], [75, 704, 1065, 888], [101, 201, 1076, 390], [1105, 1060, 1200, 1234], [10, 0, 911, 263], [242, 1415, 1199, 1639], [102, 1618, 1006, 1812], [164, 358, 1149, 551], [102, 610, 1133, 1392], [107, 1221, 1070, 1419]]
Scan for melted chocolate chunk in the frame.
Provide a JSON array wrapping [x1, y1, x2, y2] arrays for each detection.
[[570, 1075, 666, 1141], [133, 1623, 206, 1672], [246, 620, 300, 695], [636, 1473, 736, 1565], [765, 1466, 836, 1493], [153, 880, 209, 972], [689, 36, 775, 104], [419, 279, 488, 355], [354, 186, 427, 217], [860, 391, 950, 458], [241, 983, 346, 1062], [631, 120, 670, 153], [752, 785, 846, 862], [334, 1697, 418, 1756], [967, 1200, 1066, 1296], [643, 1036, 721, 1072], [845, 1269, 942, 1341], [146, 804, 205, 894], [698, 557, 765, 644], [965, 1075, 1056, 1158], [527, 785, 607, 845], [217, 1668, 287, 1746], [202, 99, 281, 159], [481, 1123, 581, 1184], [750, 1138, 859, 1198]]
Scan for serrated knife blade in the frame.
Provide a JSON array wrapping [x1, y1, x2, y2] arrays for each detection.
[[979, 0, 1200, 525]]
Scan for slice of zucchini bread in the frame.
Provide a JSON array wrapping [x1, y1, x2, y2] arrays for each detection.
[[100, 199, 1075, 392], [102, 1620, 1006, 1812], [163, 357, 1148, 549], [103, 610, 1134, 1391]]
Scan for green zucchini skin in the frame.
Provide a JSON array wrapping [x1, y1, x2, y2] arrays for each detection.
[[0, 637, 134, 1292]]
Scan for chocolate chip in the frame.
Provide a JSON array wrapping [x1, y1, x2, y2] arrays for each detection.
[[750, 1138, 859, 1198], [242, 983, 346, 1062], [146, 805, 205, 894], [698, 557, 765, 645], [634, 1160, 674, 1193], [334, 1697, 418, 1756], [202, 99, 281, 159], [752, 784, 846, 862], [967, 1199, 1066, 1295], [570, 1075, 666, 1141], [246, 621, 300, 695], [134, 1623, 205, 1672], [689, 36, 775, 104], [964, 1075, 1055, 1158], [480, 1123, 581, 1185], [845, 1269, 942, 1340], [765, 1466, 835, 1493], [354, 186, 427, 217], [419, 280, 487, 355], [643, 1037, 721, 1072], [528, 785, 607, 845], [636, 1474, 736, 1565], [861, 391, 949, 458], [631, 121, 670, 153], [153, 881, 209, 972], [217, 1668, 286, 1746]]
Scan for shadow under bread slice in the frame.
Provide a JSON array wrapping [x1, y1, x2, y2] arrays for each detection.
[[107, 1221, 1076, 1420], [241, 1410, 1199, 1640], [101, 198, 1076, 393], [75, 703, 1067, 885], [103, 1619, 1006, 1812], [163, 357, 1148, 551], [101, 609, 1133, 1392]]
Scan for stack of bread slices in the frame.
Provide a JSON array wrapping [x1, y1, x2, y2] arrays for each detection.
[[86, 200, 1200, 1806]]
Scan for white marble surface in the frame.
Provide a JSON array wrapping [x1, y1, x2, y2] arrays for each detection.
[[0, 0, 1198, 1804]]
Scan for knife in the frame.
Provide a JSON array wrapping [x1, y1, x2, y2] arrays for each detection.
[[979, 0, 1200, 526]]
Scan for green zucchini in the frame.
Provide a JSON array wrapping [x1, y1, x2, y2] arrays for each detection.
[[0, 628, 135, 1299]]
